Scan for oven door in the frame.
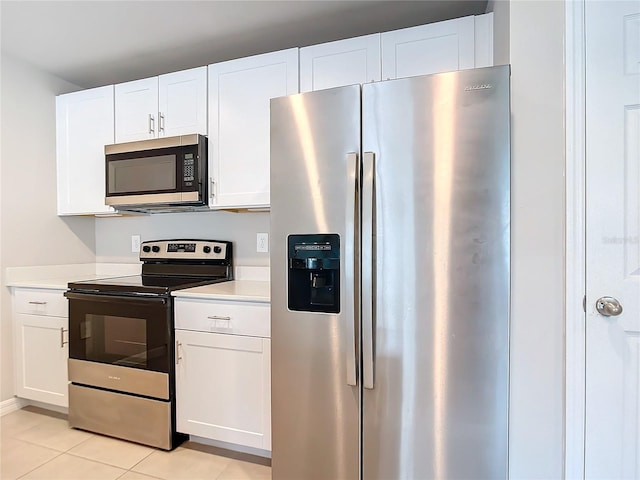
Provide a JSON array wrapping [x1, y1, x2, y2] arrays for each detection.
[[66, 292, 172, 374]]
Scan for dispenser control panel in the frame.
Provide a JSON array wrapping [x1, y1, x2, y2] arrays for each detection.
[[287, 234, 340, 314]]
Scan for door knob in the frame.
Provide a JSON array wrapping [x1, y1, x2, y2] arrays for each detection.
[[595, 296, 623, 317]]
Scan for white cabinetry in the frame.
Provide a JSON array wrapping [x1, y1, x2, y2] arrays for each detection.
[[56, 85, 115, 216], [300, 13, 493, 93], [300, 34, 381, 93], [208, 49, 298, 209], [381, 14, 493, 80], [115, 67, 207, 143], [12, 288, 69, 407], [175, 297, 271, 452]]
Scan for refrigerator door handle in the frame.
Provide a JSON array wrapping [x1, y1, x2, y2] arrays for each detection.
[[345, 152, 359, 387], [362, 151, 375, 390]]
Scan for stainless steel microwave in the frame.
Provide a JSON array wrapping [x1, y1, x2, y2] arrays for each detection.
[[105, 134, 207, 213]]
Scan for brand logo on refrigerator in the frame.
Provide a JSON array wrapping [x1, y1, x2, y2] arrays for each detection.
[[464, 84, 493, 91]]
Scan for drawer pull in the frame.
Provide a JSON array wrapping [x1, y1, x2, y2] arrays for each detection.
[[207, 315, 231, 329], [60, 328, 68, 348], [28, 301, 48, 305]]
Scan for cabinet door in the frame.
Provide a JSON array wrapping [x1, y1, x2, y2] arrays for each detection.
[[208, 48, 298, 208], [381, 16, 476, 80], [115, 77, 158, 142], [300, 34, 381, 93], [56, 86, 115, 215], [176, 330, 271, 451], [158, 67, 207, 137], [14, 314, 68, 407]]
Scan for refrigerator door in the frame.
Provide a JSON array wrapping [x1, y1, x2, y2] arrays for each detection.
[[270, 86, 361, 480], [361, 66, 511, 479]]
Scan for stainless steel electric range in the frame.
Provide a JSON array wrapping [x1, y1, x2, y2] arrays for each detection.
[[65, 239, 233, 450]]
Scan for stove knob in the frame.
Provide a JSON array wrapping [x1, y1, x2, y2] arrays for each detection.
[[142, 245, 151, 253], [214, 246, 222, 254], [203, 246, 211, 254], [152, 245, 160, 253]]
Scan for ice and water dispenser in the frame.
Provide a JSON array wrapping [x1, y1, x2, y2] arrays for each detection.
[[287, 234, 340, 314]]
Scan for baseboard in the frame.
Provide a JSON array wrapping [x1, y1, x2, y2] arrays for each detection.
[[188, 435, 272, 461], [0, 397, 26, 416]]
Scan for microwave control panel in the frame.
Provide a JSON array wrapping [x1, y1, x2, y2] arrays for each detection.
[[183, 153, 195, 187]]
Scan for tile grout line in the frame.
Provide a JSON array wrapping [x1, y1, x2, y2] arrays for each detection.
[[14, 449, 66, 480], [120, 447, 158, 477]]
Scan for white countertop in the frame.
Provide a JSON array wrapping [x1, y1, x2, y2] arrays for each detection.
[[5, 264, 270, 302], [4, 263, 141, 290], [173, 280, 270, 302]]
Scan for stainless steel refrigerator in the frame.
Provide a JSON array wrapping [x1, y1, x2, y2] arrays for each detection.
[[270, 65, 510, 480]]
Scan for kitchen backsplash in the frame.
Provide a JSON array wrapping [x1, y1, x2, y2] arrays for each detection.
[[95, 210, 270, 266]]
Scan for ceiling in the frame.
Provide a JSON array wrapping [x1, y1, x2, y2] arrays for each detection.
[[0, 0, 488, 89]]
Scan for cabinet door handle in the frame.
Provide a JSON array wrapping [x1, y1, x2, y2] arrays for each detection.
[[60, 328, 68, 348], [159, 112, 165, 133], [148, 113, 155, 134], [176, 341, 182, 364], [207, 316, 231, 321], [28, 301, 47, 305]]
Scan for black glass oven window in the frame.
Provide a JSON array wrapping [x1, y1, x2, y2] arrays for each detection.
[[108, 155, 176, 193], [69, 294, 171, 373], [83, 314, 148, 368]]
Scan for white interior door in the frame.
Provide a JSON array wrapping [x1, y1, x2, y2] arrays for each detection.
[[585, 1, 640, 478]]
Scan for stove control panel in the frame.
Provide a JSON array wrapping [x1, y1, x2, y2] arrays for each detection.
[[140, 240, 231, 263]]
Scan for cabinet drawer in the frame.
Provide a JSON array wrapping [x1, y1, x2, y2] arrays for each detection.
[[175, 298, 270, 338], [13, 288, 67, 317]]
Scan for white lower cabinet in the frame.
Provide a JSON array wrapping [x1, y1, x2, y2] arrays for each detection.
[[175, 298, 271, 452], [12, 288, 69, 407]]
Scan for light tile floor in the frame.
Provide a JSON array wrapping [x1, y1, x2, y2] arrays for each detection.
[[0, 407, 271, 480]]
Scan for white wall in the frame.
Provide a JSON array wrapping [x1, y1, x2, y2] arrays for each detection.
[[0, 54, 96, 402], [487, 0, 510, 65], [508, 1, 565, 478], [95, 211, 270, 266]]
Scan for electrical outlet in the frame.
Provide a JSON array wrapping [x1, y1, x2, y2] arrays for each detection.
[[131, 235, 141, 253], [257, 233, 269, 253]]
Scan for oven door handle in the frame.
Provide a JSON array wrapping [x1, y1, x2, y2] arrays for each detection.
[[64, 292, 168, 305]]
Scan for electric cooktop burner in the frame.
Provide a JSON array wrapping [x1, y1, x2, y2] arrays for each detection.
[[68, 239, 233, 296]]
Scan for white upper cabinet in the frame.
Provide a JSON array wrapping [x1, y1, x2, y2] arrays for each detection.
[[56, 85, 115, 216], [159, 68, 208, 137], [115, 66, 207, 143], [208, 48, 298, 209], [300, 34, 381, 93], [382, 15, 477, 80], [115, 77, 157, 142]]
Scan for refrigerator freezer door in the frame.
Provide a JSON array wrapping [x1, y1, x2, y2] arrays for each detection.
[[362, 66, 510, 479], [270, 85, 361, 480]]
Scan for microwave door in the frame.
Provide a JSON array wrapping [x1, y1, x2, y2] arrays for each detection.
[[107, 153, 181, 205]]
